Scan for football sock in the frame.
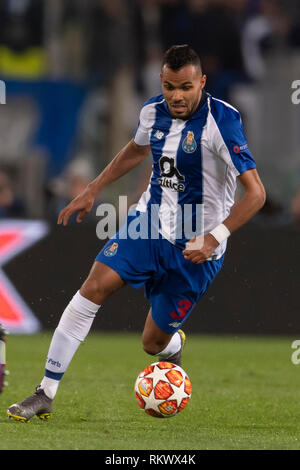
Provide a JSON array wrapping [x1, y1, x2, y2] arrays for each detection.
[[157, 331, 181, 359], [40, 291, 100, 399]]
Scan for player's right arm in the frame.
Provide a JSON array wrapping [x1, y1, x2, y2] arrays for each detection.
[[57, 139, 150, 226]]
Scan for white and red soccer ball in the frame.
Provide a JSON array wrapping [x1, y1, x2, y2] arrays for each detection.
[[134, 362, 192, 418]]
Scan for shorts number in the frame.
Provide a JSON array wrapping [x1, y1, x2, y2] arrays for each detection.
[[170, 299, 192, 320]]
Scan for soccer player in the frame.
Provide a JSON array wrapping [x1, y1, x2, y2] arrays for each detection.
[[7, 45, 266, 422]]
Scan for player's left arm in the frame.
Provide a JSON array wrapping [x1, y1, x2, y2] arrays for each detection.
[[222, 167, 266, 233], [183, 169, 266, 264], [184, 104, 266, 264]]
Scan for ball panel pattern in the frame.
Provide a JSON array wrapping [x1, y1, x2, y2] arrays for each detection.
[[134, 362, 192, 419]]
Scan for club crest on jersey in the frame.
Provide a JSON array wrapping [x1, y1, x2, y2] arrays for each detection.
[[104, 242, 118, 257], [182, 131, 197, 154]]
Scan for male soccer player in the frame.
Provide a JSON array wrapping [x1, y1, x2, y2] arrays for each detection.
[[7, 45, 266, 422]]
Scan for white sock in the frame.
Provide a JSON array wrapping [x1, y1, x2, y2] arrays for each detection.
[[40, 376, 60, 400], [40, 291, 100, 399], [158, 332, 181, 359]]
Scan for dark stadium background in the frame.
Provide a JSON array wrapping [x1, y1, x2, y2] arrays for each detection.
[[4, 223, 299, 334], [0, 0, 299, 335]]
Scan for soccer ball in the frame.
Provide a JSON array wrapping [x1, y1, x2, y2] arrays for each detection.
[[134, 361, 192, 418]]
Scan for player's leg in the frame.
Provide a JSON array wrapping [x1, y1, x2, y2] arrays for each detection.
[[80, 259, 126, 304], [142, 308, 185, 366], [142, 308, 173, 355], [7, 261, 125, 422], [142, 238, 225, 367], [39, 261, 125, 396]]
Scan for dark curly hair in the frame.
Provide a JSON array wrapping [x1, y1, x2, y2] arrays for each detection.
[[162, 45, 202, 72]]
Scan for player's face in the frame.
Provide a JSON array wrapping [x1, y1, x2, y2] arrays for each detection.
[[160, 64, 206, 120]]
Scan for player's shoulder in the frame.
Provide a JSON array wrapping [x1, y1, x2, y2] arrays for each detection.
[[139, 94, 165, 122], [208, 95, 241, 124], [141, 93, 165, 109]]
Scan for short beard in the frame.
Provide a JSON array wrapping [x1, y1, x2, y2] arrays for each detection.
[[168, 106, 194, 120], [167, 95, 201, 120]]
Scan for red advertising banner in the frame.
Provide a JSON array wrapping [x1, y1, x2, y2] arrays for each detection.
[[0, 220, 48, 334]]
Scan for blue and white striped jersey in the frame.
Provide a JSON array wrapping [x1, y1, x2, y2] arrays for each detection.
[[133, 91, 256, 259]]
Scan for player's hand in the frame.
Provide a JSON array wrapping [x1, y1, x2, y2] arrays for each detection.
[[182, 234, 219, 264], [57, 186, 96, 226]]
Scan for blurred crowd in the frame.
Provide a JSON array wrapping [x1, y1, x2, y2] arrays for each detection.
[[0, 0, 299, 227]]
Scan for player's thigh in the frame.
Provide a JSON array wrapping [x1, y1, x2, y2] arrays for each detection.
[[142, 308, 174, 355], [147, 254, 225, 335], [80, 261, 125, 305]]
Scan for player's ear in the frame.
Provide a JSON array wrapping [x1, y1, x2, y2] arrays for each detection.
[[200, 74, 207, 89], [160, 64, 167, 84]]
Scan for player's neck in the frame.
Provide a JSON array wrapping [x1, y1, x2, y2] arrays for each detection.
[[189, 89, 208, 119]]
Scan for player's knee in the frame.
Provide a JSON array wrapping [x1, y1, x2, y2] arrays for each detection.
[[80, 262, 124, 305], [142, 338, 166, 356], [82, 277, 100, 295], [80, 277, 111, 305], [143, 343, 157, 356]]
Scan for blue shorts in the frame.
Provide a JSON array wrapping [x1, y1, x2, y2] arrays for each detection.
[[95, 214, 224, 334]]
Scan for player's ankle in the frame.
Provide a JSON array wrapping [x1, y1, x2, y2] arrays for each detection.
[[40, 376, 59, 400], [157, 331, 181, 359]]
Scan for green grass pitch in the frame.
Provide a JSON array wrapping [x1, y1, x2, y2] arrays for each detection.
[[1, 332, 300, 450]]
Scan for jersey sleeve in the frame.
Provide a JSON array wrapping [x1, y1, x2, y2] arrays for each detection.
[[133, 105, 151, 146], [209, 102, 256, 176]]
